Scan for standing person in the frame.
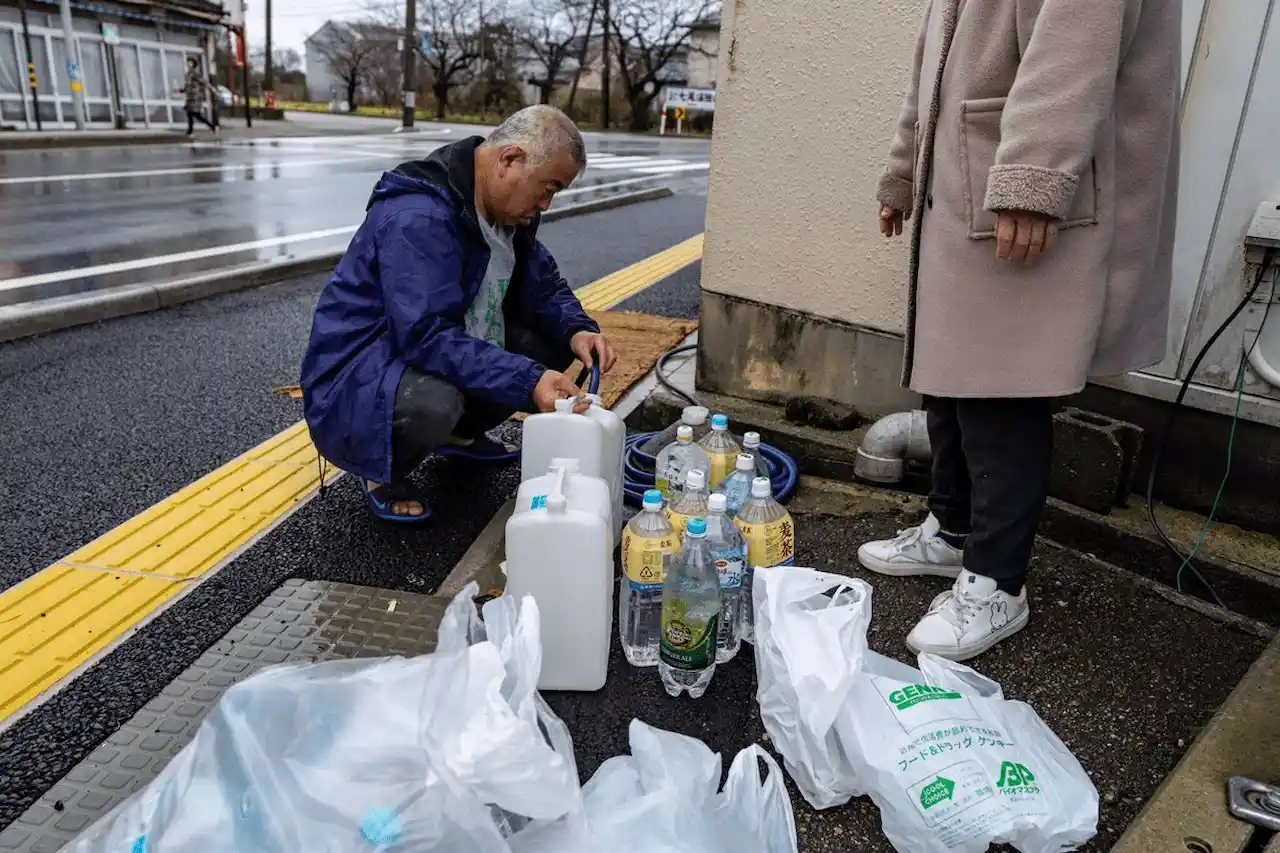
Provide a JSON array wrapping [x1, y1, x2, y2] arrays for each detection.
[[177, 56, 219, 137], [859, 0, 1180, 660]]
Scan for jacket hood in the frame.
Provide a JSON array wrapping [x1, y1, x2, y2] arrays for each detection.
[[366, 135, 484, 222]]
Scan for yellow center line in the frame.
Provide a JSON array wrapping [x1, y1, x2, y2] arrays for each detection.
[[0, 233, 705, 729]]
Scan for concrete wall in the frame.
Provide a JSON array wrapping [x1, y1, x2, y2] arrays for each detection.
[[701, 0, 923, 337]]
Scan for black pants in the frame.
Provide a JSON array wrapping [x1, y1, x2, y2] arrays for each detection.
[[924, 395, 1053, 593], [185, 108, 217, 133], [389, 322, 574, 481]]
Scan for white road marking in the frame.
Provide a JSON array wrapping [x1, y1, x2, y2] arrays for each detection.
[[0, 154, 387, 186], [0, 175, 668, 291], [0, 227, 359, 293], [631, 162, 710, 174], [589, 159, 688, 170]]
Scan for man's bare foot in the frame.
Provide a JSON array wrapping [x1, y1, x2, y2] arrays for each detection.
[[366, 480, 424, 517]]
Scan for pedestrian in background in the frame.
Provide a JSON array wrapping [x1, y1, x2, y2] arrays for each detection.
[[860, 0, 1181, 660], [176, 56, 219, 137]]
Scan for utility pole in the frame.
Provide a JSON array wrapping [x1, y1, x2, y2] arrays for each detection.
[[401, 0, 417, 128], [600, 0, 610, 130], [263, 0, 273, 103], [16, 0, 42, 131], [57, 0, 86, 128], [239, 25, 252, 127]]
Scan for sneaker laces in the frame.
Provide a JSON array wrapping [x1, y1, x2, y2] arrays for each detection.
[[932, 588, 983, 633]]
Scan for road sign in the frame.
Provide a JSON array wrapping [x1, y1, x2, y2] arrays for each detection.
[[421, 30, 433, 55], [672, 106, 687, 121], [101, 22, 120, 44], [664, 87, 715, 112]]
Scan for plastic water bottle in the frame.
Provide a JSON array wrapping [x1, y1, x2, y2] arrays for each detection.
[[654, 425, 711, 501], [734, 477, 796, 645], [715, 453, 756, 517], [698, 414, 742, 488], [666, 467, 709, 540], [705, 493, 745, 663], [682, 405, 712, 441], [620, 489, 677, 667], [659, 517, 721, 698], [741, 431, 771, 479]]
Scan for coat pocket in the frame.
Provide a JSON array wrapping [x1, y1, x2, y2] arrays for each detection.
[[958, 97, 1098, 239]]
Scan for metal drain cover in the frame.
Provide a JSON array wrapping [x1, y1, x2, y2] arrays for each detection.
[[0, 580, 445, 853], [1228, 775, 1280, 833]]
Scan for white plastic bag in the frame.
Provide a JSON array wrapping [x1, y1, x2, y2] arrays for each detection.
[[836, 650, 1099, 853], [514, 719, 798, 853], [67, 582, 586, 853], [751, 566, 873, 809]]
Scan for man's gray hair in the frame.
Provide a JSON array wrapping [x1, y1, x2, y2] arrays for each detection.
[[482, 105, 587, 173]]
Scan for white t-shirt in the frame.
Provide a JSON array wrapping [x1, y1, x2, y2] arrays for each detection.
[[464, 207, 517, 348]]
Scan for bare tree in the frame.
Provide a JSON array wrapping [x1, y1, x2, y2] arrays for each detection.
[[310, 22, 383, 109], [418, 0, 484, 118], [609, 0, 714, 131], [516, 0, 592, 104]]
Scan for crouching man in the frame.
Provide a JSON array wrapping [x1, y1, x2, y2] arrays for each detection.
[[300, 106, 617, 522]]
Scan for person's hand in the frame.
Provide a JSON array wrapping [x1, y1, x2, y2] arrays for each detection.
[[995, 211, 1059, 264], [879, 204, 905, 238], [533, 369, 589, 413], [570, 330, 618, 374]]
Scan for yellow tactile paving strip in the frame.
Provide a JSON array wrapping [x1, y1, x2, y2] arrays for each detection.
[[0, 235, 705, 726], [0, 421, 339, 723], [576, 234, 704, 311]]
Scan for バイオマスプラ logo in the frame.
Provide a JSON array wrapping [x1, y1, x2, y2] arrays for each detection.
[[997, 762, 1041, 795]]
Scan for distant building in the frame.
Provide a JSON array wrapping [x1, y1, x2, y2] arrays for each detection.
[[686, 15, 720, 91], [304, 20, 397, 105], [0, 0, 226, 129]]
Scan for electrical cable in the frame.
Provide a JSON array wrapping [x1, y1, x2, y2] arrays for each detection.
[[1144, 251, 1277, 608]]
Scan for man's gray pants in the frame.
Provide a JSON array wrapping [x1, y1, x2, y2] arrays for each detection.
[[389, 321, 574, 481]]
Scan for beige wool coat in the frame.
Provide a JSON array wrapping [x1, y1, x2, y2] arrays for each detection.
[[878, 0, 1181, 397]]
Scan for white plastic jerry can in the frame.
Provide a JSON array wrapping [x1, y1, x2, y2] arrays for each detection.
[[521, 397, 607, 489], [583, 393, 626, 540], [504, 467, 613, 692], [514, 458, 615, 548]]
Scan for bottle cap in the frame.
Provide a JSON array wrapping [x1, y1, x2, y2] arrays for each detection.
[[736, 453, 754, 471], [708, 493, 727, 513], [743, 431, 761, 448], [586, 393, 603, 406], [685, 468, 706, 490], [554, 397, 575, 413], [642, 489, 664, 508], [711, 414, 729, 430], [682, 405, 709, 426], [685, 517, 708, 537], [549, 457, 581, 473], [751, 477, 772, 498], [676, 425, 694, 441]]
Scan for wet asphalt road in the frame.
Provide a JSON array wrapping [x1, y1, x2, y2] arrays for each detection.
[[0, 128, 711, 306]]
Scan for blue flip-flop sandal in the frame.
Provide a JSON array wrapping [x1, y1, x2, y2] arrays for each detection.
[[363, 481, 433, 523], [436, 434, 519, 463]]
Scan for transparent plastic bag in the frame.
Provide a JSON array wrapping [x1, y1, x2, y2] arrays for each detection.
[[835, 651, 1099, 853], [513, 719, 798, 853], [751, 566, 873, 809], [67, 583, 586, 853]]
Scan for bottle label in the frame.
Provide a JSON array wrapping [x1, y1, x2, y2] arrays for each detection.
[[706, 452, 737, 491], [666, 508, 695, 539], [660, 609, 720, 670], [621, 528, 675, 591], [529, 494, 546, 510], [712, 546, 745, 588], [736, 516, 795, 568]]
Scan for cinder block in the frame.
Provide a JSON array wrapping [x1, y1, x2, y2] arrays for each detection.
[[1050, 407, 1144, 514]]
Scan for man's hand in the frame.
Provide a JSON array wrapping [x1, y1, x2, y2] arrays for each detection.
[[533, 369, 588, 413], [995, 211, 1059, 264], [879, 204, 905, 238], [570, 331, 618, 374]]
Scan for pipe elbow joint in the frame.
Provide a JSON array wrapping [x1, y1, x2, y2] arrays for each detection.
[[854, 409, 931, 484]]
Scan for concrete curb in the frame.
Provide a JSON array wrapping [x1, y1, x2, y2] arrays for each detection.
[[0, 131, 187, 151], [0, 185, 674, 345], [1110, 628, 1280, 853]]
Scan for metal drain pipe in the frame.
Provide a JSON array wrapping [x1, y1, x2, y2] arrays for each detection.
[[854, 410, 931, 483]]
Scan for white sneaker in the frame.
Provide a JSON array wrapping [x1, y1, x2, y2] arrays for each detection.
[[857, 513, 965, 578], [906, 572, 1030, 661]]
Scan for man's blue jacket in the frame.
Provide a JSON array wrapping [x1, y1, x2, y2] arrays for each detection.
[[299, 136, 599, 484]]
